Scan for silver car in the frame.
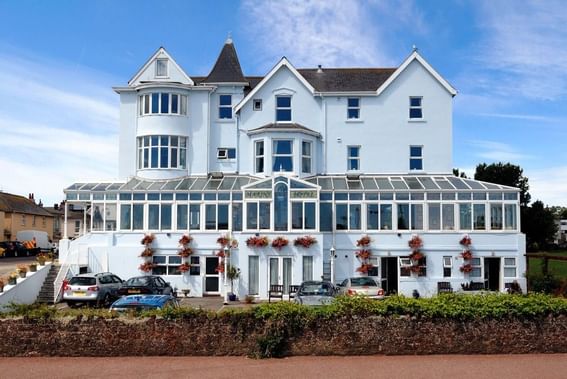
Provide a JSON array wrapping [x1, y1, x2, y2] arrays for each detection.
[[294, 281, 337, 306], [337, 277, 385, 299], [63, 272, 123, 307]]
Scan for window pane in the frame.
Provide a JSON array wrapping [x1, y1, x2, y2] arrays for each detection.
[[133, 204, 144, 230], [305, 202, 316, 229], [219, 95, 232, 106], [249, 256, 259, 295], [120, 204, 131, 230], [177, 204, 188, 230], [347, 109, 359, 119], [276, 96, 291, 107], [429, 204, 440, 230], [292, 202, 302, 229], [491, 204, 503, 230], [217, 204, 229, 230], [259, 202, 271, 229], [161, 93, 169, 113], [504, 204, 517, 230], [180, 95, 187, 115], [273, 140, 292, 154], [151, 147, 158, 168], [171, 94, 178, 113], [247, 203, 258, 229], [349, 204, 361, 230], [380, 204, 392, 230], [302, 157, 311, 173], [398, 204, 409, 230], [348, 98, 359, 107], [442, 204, 454, 230], [160, 147, 168, 168], [156, 59, 167, 76], [411, 204, 423, 230], [219, 107, 232, 119], [303, 256, 313, 282], [410, 158, 423, 170], [232, 203, 242, 231], [273, 157, 293, 172], [276, 109, 291, 121], [410, 146, 422, 157], [504, 267, 516, 277], [473, 204, 485, 230], [320, 203, 332, 232], [151, 93, 159, 113], [410, 108, 423, 118], [367, 204, 379, 230], [336, 204, 348, 230], [505, 258, 516, 266], [160, 204, 171, 230], [460, 203, 472, 230], [148, 204, 159, 230], [205, 204, 216, 230], [190, 204, 200, 230], [410, 97, 421, 106], [349, 146, 359, 157]]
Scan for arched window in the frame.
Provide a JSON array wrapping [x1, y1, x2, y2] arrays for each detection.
[[274, 182, 288, 231]]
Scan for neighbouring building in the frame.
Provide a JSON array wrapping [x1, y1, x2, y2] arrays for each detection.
[[45, 202, 87, 242], [59, 38, 526, 299], [0, 192, 54, 241]]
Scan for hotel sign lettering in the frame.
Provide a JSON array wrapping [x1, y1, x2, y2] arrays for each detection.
[[245, 190, 272, 199], [290, 190, 317, 199]]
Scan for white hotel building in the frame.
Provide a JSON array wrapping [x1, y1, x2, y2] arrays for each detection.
[[59, 39, 525, 299]]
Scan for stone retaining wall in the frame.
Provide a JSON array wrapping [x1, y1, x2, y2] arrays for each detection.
[[0, 315, 565, 357]]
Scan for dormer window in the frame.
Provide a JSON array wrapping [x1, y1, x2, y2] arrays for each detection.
[[276, 96, 291, 122], [156, 59, 168, 77]]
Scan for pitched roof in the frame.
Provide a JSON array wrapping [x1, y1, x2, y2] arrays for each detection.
[[0, 192, 53, 217], [297, 68, 396, 92], [204, 40, 246, 83]]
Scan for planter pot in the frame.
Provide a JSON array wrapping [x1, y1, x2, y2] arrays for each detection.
[[8, 278, 17, 285], [228, 293, 237, 302], [30, 266, 37, 272], [38, 260, 46, 266], [19, 272, 26, 278]]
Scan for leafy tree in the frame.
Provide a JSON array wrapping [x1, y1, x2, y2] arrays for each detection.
[[522, 201, 558, 250], [452, 168, 468, 178], [474, 162, 531, 207], [549, 206, 567, 220]]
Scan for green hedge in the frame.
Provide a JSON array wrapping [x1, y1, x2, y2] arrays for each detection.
[[3, 293, 567, 321]]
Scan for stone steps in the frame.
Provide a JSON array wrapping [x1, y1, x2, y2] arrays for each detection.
[[36, 264, 61, 304]]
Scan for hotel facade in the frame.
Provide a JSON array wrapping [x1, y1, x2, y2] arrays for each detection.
[[59, 39, 525, 299]]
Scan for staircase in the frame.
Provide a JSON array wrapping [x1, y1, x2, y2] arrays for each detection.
[[37, 264, 61, 304]]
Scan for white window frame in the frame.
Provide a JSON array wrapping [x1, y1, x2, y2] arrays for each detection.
[[301, 140, 312, 174], [253, 99, 262, 111], [275, 95, 292, 122], [399, 257, 411, 277], [156, 59, 168, 77], [443, 256, 452, 277], [347, 145, 360, 171], [254, 140, 264, 174], [137, 135, 187, 170], [503, 257, 517, 278], [217, 148, 236, 160], [291, 200, 317, 231], [139, 93, 186, 116], [152, 255, 183, 275], [409, 145, 423, 171], [347, 97, 360, 120], [272, 139, 293, 172], [409, 96, 423, 119], [219, 94, 232, 119]]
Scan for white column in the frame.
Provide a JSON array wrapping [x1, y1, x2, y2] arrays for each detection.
[[63, 202, 68, 239], [330, 247, 336, 284]]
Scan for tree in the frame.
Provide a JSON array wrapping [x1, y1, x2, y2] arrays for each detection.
[[522, 201, 558, 250], [474, 162, 531, 207], [452, 168, 468, 178]]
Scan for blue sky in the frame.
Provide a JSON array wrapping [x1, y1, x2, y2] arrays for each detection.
[[0, 0, 565, 206]]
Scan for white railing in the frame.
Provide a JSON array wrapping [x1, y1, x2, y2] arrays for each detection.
[[53, 240, 88, 303]]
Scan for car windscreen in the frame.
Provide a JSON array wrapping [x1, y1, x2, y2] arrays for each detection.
[[69, 277, 96, 286], [125, 277, 151, 286], [350, 277, 377, 286], [299, 283, 333, 296]]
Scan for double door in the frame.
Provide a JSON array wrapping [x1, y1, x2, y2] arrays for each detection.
[[269, 257, 292, 294]]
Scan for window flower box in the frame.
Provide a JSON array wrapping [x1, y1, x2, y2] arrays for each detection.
[[356, 235, 371, 247], [178, 247, 193, 257], [460, 235, 472, 247], [246, 236, 269, 248], [271, 236, 289, 250], [179, 234, 193, 245], [294, 236, 317, 248], [460, 263, 473, 273], [178, 262, 191, 273], [139, 262, 156, 273], [461, 250, 473, 260], [408, 235, 423, 250], [141, 234, 155, 245]]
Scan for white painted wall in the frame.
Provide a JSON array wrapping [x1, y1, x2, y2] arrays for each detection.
[[0, 263, 52, 310]]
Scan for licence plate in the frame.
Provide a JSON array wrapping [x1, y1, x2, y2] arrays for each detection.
[[73, 291, 86, 296], [128, 289, 141, 294]]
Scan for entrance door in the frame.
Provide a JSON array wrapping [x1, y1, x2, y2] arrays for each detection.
[[204, 256, 221, 295], [269, 257, 292, 294], [484, 257, 501, 291], [381, 257, 398, 295]]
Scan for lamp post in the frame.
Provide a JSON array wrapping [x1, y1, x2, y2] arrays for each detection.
[[330, 247, 336, 284], [223, 245, 229, 305]]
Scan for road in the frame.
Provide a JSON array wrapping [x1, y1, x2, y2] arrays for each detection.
[[0, 354, 565, 379]]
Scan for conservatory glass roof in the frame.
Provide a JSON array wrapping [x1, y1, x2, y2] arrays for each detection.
[[64, 174, 519, 199]]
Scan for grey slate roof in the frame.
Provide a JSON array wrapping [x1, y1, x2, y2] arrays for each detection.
[[297, 68, 396, 92], [247, 123, 321, 137], [0, 192, 53, 217], [204, 41, 246, 83]]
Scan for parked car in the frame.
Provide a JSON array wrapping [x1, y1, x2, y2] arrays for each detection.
[[337, 277, 385, 299], [294, 280, 338, 306], [0, 240, 37, 257], [118, 275, 175, 296], [63, 272, 124, 307], [109, 294, 179, 313]]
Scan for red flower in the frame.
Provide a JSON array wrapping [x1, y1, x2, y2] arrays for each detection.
[[409, 250, 424, 261], [216, 249, 225, 258], [217, 235, 230, 247], [138, 262, 156, 273], [356, 263, 374, 274], [408, 235, 423, 250], [272, 237, 289, 250], [460, 235, 472, 246], [356, 249, 371, 260], [178, 247, 193, 257], [215, 264, 225, 273], [409, 265, 422, 274], [356, 235, 371, 247], [246, 236, 269, 248], [460, 263, 473, 273], [179, 235, 193, 245], [294, 236, 317, 248], [141, 234, 155, 245], [140, 248, 153, 257], [178, 262, 191, 273], [461, 250, 473, 260]]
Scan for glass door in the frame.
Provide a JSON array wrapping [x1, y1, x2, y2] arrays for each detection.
[[269, 257, 292, 294], [204, 256, 220, 295]]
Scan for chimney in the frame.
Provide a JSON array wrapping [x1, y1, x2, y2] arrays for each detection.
[[54, 203, 59, 210], [317, 65, 323, 73]]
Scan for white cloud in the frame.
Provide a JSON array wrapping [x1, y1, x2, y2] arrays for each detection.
[[527, 166, 567, 207], [475, 0, 567, 100], [240, 0, 425, 69], [0, 46, 120, 205], [468, 140, 534, 162]]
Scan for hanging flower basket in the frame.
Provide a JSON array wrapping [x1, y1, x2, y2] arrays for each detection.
[[409, 265, 422, 274], [141, 234, 155, 245], [356, 263, 374, 274], [140, 247, 154, 257], [246, 236, 269, 248], [216, 249, 225, 258], [356, 249, 371, 260], [272, 236, 289, 250], [460, 263, 473, 273], [217, 235, 230, 247], [356, 235, 371, 247], [179, 234, 193, 245], [178, 247, 193, 257], [409, 250, 424, 261], [139, 262, 156, 273], [294, 236, 317, 248], [215, 264, 225, 273], [178, 262, 191, 273], [408, 235, 423, 250], [460, 235, 472, 247], [461, 250, 473, 260]]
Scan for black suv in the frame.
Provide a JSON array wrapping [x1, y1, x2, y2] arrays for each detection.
[[118, 275, 175, 296]]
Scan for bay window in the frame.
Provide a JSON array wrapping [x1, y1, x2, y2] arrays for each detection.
[[138, 135, 187, 170], [139, 92, 187, 115]]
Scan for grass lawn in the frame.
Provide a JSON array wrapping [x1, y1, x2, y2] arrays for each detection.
[[527, 250, 567, 279]]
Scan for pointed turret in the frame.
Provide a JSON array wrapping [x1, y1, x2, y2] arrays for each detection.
[[205, 36, 246, 84]]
